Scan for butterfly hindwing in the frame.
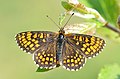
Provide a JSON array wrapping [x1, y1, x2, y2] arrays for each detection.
[[15, 31, 56, 54], [61, 40, 86, 71], [33, 41, 57, 69], [65, 33, 106, 59]]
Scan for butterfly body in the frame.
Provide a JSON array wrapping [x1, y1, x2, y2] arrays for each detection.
[[56, 32, 64, 64]]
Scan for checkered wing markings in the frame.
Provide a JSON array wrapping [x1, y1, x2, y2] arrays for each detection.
[[34, 41, 57, 69], [66, 34, 106, 58], [61, 40, 86, 71], [15, 31, 55, 54]]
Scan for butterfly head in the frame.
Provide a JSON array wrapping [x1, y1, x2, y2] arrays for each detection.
[[59, 27, 65, 34]]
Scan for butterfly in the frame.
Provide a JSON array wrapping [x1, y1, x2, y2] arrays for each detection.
[[15, 13, 106, 71]]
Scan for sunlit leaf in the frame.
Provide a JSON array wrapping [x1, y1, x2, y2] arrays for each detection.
[[36, 67, 52, 72], [78, 0, 120, 26], [97, 64, 120, 79]]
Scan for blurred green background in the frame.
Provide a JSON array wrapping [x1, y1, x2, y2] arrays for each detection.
[[0, 0, 120, 79]]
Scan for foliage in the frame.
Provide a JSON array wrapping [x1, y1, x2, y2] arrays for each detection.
[[97, 64, 120, 79]]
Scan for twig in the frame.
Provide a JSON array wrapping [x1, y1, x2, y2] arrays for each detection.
[[104, 23, 120, 34]]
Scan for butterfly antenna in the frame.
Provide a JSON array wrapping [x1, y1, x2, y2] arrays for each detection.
[[46, 15, 61, 29], [63, 13, 74, 29]]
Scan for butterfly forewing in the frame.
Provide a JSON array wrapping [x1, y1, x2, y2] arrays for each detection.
[[15, 31, 56, 54], [65, 33, 106, 59], [61, 40, 86, 71]]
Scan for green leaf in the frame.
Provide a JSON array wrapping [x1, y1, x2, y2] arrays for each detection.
[[97, 64, 120, 79], [36, 67, 52, 72], [79, 0, 120, 26], [61, 0, 106, 27]]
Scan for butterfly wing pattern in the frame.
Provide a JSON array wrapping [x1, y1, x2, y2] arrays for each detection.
[[15, 31, 58, 69], [65, 34, 106, 58], [15, 31, 106, 71], [60, 33, 105, 71], [61, 40, 86, 71]]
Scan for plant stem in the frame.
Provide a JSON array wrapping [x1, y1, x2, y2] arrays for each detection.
[[104, 23, 120, 34]]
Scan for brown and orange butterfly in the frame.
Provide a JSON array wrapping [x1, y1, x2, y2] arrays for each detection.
[[15, 13, 106, 71]]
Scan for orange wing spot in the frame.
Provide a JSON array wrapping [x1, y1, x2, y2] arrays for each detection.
[[75, 64, 78, 67], [32, 39, 36, 42], [40, 33, 43, 38], [90, 41, 95, 45], [87, 48, 91, 52], [71, 63, 74, 66], [63, 60, 66, 63], [24, 44, 27, 48], [23, 40, 27, 44], [22, 33, 25, 35], [34, 40, 39, 44], [38, 53, 41, 56], [27, 32, 32, 36], [35, 44, 40, 47], [26, 41, 31, 45], [96, 41, 100, 44], [42, 39, 46, 42], [33, 33, 37, 38], [90, 46, 94, 50], [51, 54, 53, 56], [42, 58, 45, 62], [30, 44, 34, 48], [38, 60, 40, 62], [54, 59, 56, 63], [79, 62, 81, 64], [18, 37, 22, 40], [21, 36, 25, 38], [91, 36, 95, 41], [85, 52, 89, 55], [47, 34, 50, 37], [81, 48, 85, 52], [36, 57, 38, 59], [71, 59, 74, 62], [45, 61, 48, 65], [93, 49, 96, 52], [67, 64, 70, 66], [50, 58, 53, 61], [73, 36, 76, 39], [99, 43, 102, 45], [79, 36, 82, 41], [91, 52, 94, 54], [76, 42, 79, 45], [77, 58, 80, 61], [21, 43, 24, 46], [46, 57, 49, 61], [27, 37, 31, 40], [79, 55, 82, 58], [83, 44, 87, 48], [93, 45, 97, 49], [67, 59, 70, 63], [97, 38, 100, 41], [39, 55, 43, 59], [95, 44, 99, 47], [41, 62, 44, 65], [31, 47, 35, 51], [74, 56, 76, 59], [47, 54, 50, 56], [85, 37, 89, 42], [75, 60, 78, 63], [22, 38, 26, 41], [86, 43, 90, 46], [42, 51, 45, 55]]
